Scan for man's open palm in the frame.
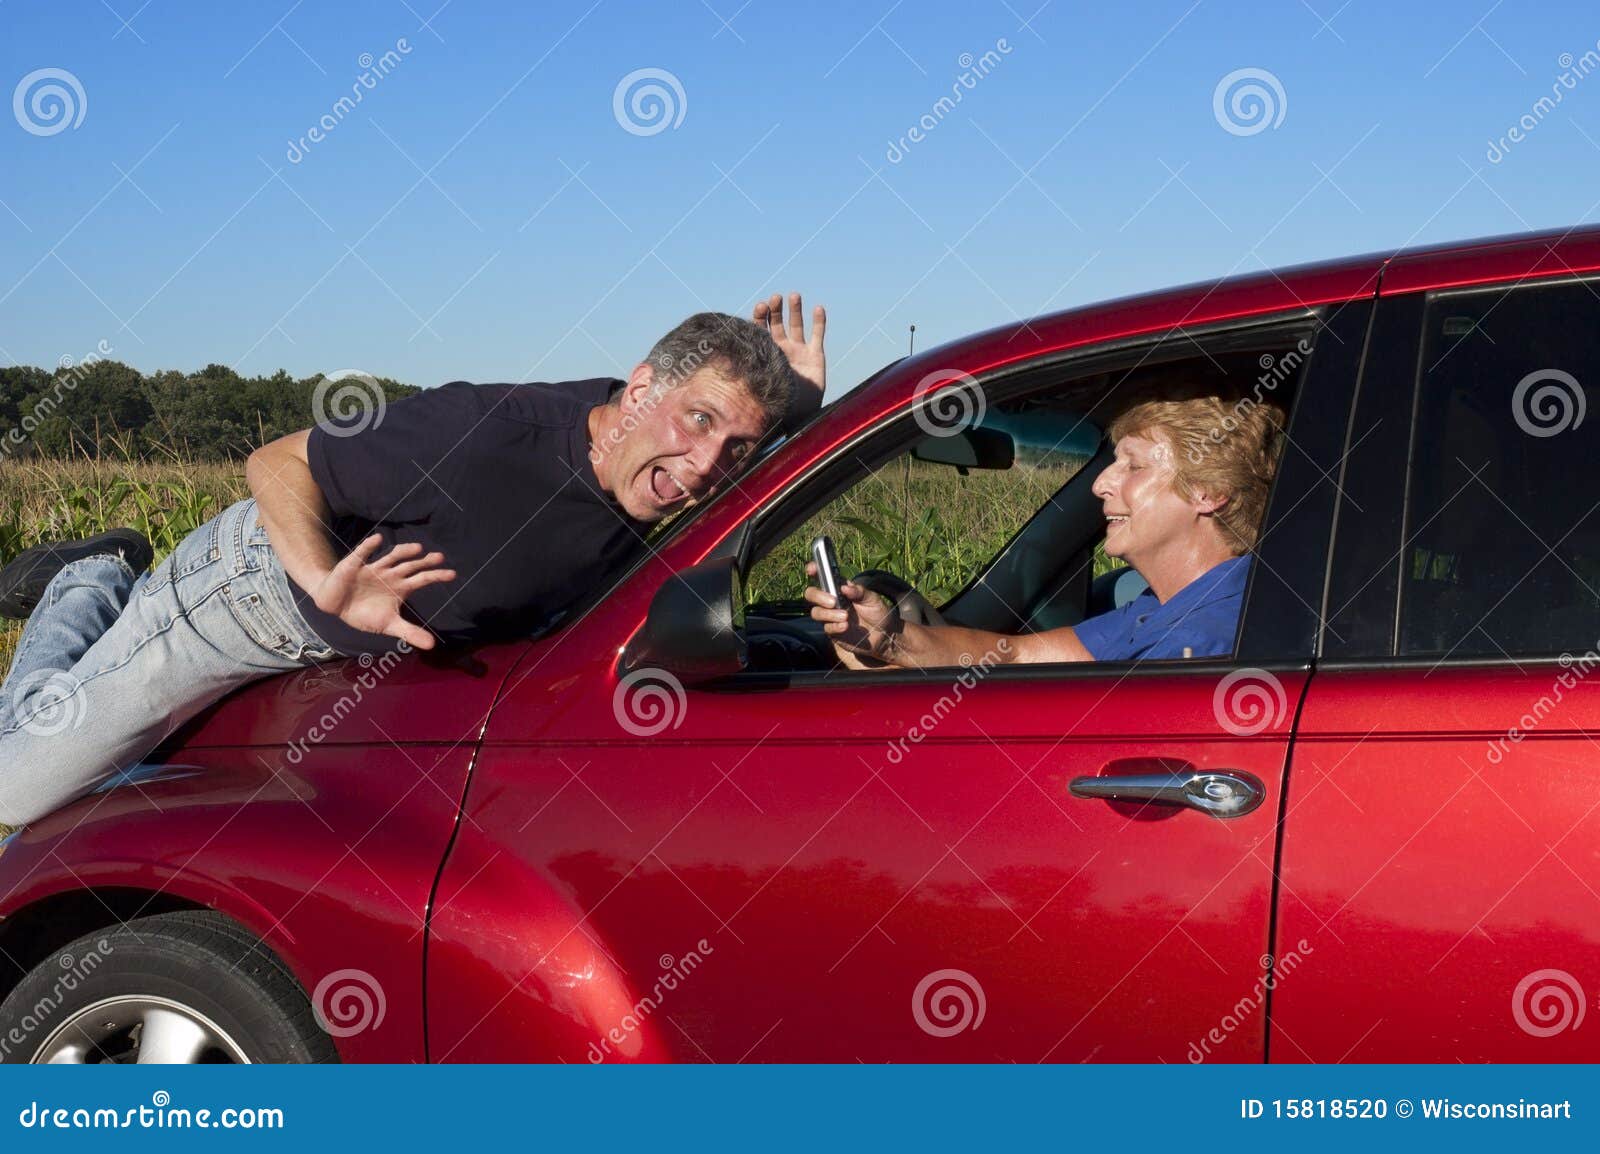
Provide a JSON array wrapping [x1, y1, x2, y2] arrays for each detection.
[[755, 291, 826, 419], [312, 535, 456, 650]]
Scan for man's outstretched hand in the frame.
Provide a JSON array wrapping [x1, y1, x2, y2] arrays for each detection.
[[311, 534, 456, 651], [755, 291, 826, 428]]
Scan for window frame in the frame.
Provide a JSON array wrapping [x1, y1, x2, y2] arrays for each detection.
[[724, 307, 1347, 685], [1376, 274, 1600, 667]]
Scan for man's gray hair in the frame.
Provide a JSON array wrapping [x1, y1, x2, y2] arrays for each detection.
[[641, 312, 793, 428]]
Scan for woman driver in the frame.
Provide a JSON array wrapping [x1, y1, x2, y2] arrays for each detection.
[[805, 395, 1284, 667]]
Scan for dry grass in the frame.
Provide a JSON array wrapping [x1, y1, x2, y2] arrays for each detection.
[[0, 455, 248, 670]]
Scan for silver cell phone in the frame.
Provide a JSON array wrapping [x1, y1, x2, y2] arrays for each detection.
[[810, 535, 843, 601]]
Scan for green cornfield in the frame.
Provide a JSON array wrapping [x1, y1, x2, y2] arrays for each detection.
[[0, 449, 1115, 673], [0, 449, 249, 672]]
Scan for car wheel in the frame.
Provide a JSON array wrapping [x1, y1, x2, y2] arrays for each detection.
[[0, 910, 338, 1064]]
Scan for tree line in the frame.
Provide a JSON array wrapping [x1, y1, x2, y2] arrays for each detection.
[[0, 360, 418, 461]]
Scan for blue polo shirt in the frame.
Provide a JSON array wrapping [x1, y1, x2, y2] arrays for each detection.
[[1074, 555, 1251, 661]]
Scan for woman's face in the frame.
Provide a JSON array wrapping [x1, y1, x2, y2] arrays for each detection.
[[1090, 431, 1208, 568]]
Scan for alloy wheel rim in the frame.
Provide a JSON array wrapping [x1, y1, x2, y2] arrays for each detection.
[[31, 994, 252, 1064]]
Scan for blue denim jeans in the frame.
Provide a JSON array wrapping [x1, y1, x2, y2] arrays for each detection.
[[0, 498, 342, 826]]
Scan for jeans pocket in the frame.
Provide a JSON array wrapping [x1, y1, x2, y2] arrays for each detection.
[[140, 515, 223, 599]]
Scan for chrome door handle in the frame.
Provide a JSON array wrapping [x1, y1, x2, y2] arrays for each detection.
[[1068, 769, 1265, 818]]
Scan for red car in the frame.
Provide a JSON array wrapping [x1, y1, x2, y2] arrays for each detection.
[[3, 225, 1598, 1064]]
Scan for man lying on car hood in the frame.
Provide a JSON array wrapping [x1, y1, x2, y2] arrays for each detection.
[[0, 295, 824, 828]]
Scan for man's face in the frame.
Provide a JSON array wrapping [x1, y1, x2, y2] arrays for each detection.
[[1090, 431, 1208, 567], [598, 363, 770, 523]]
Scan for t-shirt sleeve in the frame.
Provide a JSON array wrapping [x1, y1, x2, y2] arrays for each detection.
[[1071, 600, 1137, 661], [307, 382, 477, 523]]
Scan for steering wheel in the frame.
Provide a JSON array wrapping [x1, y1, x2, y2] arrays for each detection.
[[850, 569, 948, 628]]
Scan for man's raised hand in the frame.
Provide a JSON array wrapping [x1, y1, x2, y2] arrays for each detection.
[[755, 291, 826, 424], [311, 534, 456, 651]]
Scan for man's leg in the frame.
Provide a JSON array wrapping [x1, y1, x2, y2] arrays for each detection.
[[0, 499, 340, 827], [0, 554, 141, 735]]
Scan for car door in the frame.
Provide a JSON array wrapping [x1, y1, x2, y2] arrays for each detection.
[[1274, 272, 1600, 1062], [427, 302, 1369, 1063]]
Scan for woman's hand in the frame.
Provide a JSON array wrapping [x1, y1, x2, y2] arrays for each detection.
[[803, 561, 902, 662], [755, 291, 826, 425], [311, 534, 456, 650]]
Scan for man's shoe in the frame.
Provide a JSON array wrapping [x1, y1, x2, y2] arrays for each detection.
[[0, 529, 154, 620]]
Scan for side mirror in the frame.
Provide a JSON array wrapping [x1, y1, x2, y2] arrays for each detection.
[[911, 426, 1015, 471], [620, 556, 748, 683]]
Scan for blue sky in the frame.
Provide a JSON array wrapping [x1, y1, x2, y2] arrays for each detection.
[[3, 0, 1600, 399]]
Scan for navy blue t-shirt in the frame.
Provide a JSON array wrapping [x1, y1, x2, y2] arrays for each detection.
[[291, 377, 650, 655], [1073, 555, 1251, 661]]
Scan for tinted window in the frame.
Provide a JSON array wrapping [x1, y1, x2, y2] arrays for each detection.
[[1400, 279, 1600, 657]]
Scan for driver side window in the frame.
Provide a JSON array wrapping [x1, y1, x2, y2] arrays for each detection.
[[744, 410, 1103, 613]]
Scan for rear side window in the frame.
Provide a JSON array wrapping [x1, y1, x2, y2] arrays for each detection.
[[1400, 279, 1600, 658]]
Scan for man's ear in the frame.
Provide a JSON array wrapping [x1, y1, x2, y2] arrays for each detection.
[[620, 363, 658, 413]]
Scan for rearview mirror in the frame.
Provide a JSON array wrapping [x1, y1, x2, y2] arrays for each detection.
[[911, 426, 1015, 471], [620, 556, 747, 684]]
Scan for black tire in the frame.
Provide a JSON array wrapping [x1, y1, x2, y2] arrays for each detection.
[[0, 910, 338, 1064]]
